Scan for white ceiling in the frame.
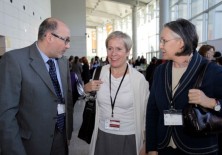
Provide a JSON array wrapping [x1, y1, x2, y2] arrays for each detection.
[[86, 0, 150, 28]]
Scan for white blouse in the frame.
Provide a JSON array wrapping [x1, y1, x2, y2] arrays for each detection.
[[97, 74, 135, 135]]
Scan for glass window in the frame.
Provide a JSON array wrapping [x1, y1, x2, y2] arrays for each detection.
[[178, 0, 188, 19], [148, 3, 155, 21], [191, 15, 205, 43], [148, 35, 158, 53], [208, 5, 222, 40], [170, 0, 179, 6], [191, 0, 204, 17], [209, 0, 222, 8], [170, 5, 178, 20]]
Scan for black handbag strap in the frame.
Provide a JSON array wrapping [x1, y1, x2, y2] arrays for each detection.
[[93, 66, 102, 80], [90, 66, 102, 97], [194, 62, 210, 88]]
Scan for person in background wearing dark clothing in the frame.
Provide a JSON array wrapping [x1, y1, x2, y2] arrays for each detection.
[[216, 57, 222, 66], [90, 56, 100, 78], [214, 51, 222, 66], [70, 56, 86, 106], [214, 51, 221, 59], [140, 55, 146, 65], [146, 18, 222, 155], [0, 17, 73, 155], [68, 55, 74, 70], [93, 56, 100, 68], [198, 44, 215, 61], [71, 56, 83, 84], [70, 70, 82, 107], [134, 56, 141, 67], [81, 56, 91, 84], [145, 57, 157, 90]]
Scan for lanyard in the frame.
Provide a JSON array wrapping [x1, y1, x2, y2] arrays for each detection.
[[109, 65, 128, 117]]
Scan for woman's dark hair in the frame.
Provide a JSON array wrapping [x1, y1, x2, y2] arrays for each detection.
[[198, 44, 215, 57], [82, 56, 89, 65], [38, 18, 58, 40], [73, 56, 79, 64], [216, 57, 222, 65], [164, 18, 199, 56], [68, 55, 74, 62]]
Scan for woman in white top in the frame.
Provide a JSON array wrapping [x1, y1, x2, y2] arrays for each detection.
[[84, 31, 149, 155]]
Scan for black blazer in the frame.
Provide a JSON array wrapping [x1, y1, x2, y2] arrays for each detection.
[[146, 51, 222, 154]]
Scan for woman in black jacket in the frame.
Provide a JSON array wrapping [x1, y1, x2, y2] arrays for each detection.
[[146, 18, 222, 155], [81, 56, 91, 84]]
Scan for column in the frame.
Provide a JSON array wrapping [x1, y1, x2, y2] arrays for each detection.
[[51, 0, 87, 57], [132, 4, 138, 60], [159, 0, 170, 58]]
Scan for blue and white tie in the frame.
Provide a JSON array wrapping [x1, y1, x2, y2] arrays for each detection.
[[47, 59, 65, 133]]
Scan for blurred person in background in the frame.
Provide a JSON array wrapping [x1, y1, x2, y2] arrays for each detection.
[[81, 56, 91, 84], [198, 44, 215, 61]]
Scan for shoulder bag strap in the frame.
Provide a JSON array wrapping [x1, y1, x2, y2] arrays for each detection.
[[90, 66, 102, 97], [194, 62, 210, 88], [93, 66, 102, 80]]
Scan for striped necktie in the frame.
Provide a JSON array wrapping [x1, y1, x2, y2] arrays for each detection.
[[47, 59, 65, 132]]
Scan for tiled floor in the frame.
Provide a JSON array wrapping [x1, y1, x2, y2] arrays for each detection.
[[69, 99, 90, 155]]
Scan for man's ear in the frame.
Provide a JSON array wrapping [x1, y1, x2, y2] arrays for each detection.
[[45, 32, 53, 43]]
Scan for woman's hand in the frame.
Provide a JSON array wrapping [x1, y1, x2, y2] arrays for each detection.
[[84, 80, 103, 93], [188, 89, 216, 109]]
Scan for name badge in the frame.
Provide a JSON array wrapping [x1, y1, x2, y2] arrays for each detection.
[[164, 110, 183, 126], [105, 118, 120, 130], [58, 104, 65, 114]]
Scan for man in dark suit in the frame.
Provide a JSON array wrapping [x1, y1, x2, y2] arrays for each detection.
[[0, 18, 73, 155]]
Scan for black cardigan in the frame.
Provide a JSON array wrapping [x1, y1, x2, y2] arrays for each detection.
[[146, 51, 222, 154]]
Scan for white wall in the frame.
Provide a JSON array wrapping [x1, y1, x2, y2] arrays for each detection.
[[0, 0, 51, 53], [51, 0, 87, 58]]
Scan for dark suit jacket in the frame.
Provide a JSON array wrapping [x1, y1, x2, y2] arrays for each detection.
[[0, 43, 73, 155], [146, 51, 222, 154]]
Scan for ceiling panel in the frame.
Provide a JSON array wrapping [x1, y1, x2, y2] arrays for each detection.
[[86, 0, 150, 28]]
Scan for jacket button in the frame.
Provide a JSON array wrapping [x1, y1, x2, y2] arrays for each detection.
[[50, 134, 54, 138]]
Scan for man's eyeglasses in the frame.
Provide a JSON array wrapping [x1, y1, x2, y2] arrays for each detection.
[[160, 38, 180, 46], [51, 33, 70, 45]]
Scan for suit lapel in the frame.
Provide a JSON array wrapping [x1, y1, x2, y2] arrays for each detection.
[[29, 43, 57, 96], [173, 52, 202, 101], [165, 61, 172, 105], [164, 52, 203, 107], [28, 43, 68, 98], [57, 58, 68, 99]]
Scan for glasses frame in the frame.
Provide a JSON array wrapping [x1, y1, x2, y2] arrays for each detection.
[[160, 38, 180, 46], [51, 33, 70, 45]]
